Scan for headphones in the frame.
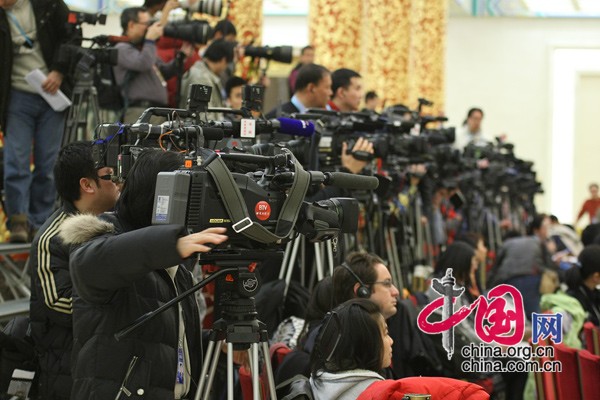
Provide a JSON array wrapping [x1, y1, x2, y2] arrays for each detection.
[[341, 262, 371, 298]]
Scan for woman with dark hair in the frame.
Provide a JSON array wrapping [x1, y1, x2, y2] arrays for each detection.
[[566, 244, 600, 326], [434, 241, 480, 300], [59, 150, 228, 400], [309, 298, 392, 399], [307, 298, 488, 400]]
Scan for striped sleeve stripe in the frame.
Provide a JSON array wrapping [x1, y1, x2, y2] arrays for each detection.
[[37, 212, 72, 314]]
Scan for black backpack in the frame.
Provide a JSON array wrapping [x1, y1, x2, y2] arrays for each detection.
[[255, 279, 310, 338]]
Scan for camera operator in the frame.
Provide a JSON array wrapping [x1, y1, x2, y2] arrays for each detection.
[[29, 141, 120, 400], [114, 6, 192, 123], [223, 75, 245, 121], [144, 0, 202, 107], [328, 68, 363, 112], [0, 0, 77, 242], [59, 150, 228, 400], [180, 38, 235, 118]]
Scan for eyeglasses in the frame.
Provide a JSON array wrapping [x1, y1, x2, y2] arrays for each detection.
[[98, 174, 120, 183], [135, 20, 153, 27], [370, 279, 395, 289]]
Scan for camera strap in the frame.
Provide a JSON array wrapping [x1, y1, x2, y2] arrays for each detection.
[[204, 149, 310, 244]]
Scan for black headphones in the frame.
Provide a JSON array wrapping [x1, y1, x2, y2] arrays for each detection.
[[341, 262, 371, 298]]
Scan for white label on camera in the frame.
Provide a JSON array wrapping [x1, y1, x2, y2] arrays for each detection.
[[241, 119, 256, 138], [155, 195, 169, 222]]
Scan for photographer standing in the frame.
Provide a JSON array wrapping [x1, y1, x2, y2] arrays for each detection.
[[59, 150, 228, 399], [114, 7, 186, 123], [0, 0, 76, 242]]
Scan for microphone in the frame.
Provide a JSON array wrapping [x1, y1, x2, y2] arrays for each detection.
[[275, 118, 315, 137], [325, 172, 379, 190]]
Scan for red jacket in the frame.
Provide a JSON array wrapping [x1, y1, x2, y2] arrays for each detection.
[[357, 377, 490, 400]]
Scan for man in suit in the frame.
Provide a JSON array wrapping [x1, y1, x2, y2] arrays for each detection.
[[266, 63, 331, 118]]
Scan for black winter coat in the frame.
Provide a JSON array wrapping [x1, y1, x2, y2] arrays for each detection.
[[59, 214, 202, 400], [29, 201, 78, 399]]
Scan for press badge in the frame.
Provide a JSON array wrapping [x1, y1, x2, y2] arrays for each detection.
[[177, 339, 184, 384]]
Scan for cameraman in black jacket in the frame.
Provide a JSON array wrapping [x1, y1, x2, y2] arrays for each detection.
[[29, 141, 120, 400], [59, 150, 227, 400]]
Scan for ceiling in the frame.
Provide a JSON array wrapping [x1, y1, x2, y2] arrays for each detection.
[[65, 0, 600, 18], [450, 0, 600, 18]]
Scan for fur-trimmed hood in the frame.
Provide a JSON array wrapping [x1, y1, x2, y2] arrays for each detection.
[[58, 214, 115, 245]]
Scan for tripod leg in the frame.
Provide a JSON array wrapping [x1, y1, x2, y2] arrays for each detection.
[[279, 240, 293, 280], [313, 242, 324, 281], [326, 240, 334, 277], [195, 339, 224, 400], [261, 341, 277, 400], [196, 339, 215, 400], [251, 343, 260, 400], [227, 342, 234, 400]]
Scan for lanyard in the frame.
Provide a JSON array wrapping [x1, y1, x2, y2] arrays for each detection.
[[6, 10, 34, 48]]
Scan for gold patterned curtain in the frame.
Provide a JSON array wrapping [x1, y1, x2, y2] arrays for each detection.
[[308, 0, 362, 72], [309, 0, 447, 115], [227, 0, 263, 45]]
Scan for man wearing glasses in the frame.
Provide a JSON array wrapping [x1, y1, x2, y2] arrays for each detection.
[[29, 141, 120, 400], [114, 6, 181, 123], [332, 252, 400, 320]]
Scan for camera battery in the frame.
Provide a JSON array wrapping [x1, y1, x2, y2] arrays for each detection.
[[152, 172, 191, 226]]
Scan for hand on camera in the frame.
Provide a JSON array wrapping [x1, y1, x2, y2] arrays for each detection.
[[146, 22, 164, 41], [177, 227, 227, 258], [341, 137, 374, 174], [41, 71, 63, 94]]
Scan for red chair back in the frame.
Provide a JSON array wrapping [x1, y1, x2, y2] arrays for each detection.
[[530, 338, 557, 400], [553, 343, 581, 400], [577, 349, 600, 400], [582, 322, 600, 356]]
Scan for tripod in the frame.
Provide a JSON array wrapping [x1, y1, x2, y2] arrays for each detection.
[[115, 252, 277, 400], [63, 66, 100, 146]]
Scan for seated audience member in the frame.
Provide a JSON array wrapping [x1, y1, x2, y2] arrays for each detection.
[[59, 150, 228, 399], [549, 214, 583, 256], [309, 299, 392, 399], [275, 276, 333, 387], [488, 213, 558, 318], [309, 299, 489, 400], [566, 244, 600, 326], [429, 242, 526, 400]]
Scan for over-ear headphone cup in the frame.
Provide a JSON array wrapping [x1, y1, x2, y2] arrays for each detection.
[[357, 286, 371, 298]]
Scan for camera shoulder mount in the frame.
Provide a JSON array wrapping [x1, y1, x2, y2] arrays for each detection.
[[203, 148, 310, 244]]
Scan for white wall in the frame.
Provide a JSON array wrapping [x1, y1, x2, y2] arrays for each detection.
[[445, 17, 600, 221]]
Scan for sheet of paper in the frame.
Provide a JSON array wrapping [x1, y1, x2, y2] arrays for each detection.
[[24, 69, 72, 112]]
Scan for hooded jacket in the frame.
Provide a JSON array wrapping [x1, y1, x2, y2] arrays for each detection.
[[59, 214, 201, 400], [309, 369, 384, 400]]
